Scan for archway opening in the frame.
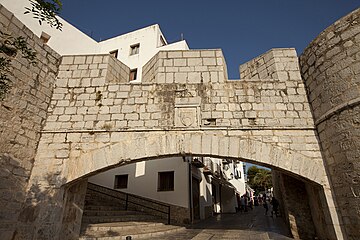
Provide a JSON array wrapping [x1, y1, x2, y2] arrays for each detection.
[[64, 153, 334, 240]]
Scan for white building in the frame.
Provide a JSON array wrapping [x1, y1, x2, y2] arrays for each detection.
[[2, 0, 189, 82], [89, 157, 190, 210], [97, 25, 188, 82], [203, 158, 246, 213], [89, 156, 247, 222]]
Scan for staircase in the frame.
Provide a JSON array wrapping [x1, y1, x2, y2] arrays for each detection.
[[79, 183, 185, 239]]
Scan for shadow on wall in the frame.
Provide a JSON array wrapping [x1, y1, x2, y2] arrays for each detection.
[[273, 171, 335, 240], [0, 154, 29, 240], [9, 172, 87, 240]]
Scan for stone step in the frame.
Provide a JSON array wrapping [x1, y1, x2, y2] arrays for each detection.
[[85, 197, 125, 204], [79, 224, 185, 240], [84, 205, 126, 211], [83, 210, 149, 217], [82, 214, 162, 224], [85, 193, 125, 199], [81, 221, 166, 234]]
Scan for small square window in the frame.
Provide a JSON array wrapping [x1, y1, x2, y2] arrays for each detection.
[[114, 175, 128, 189], [158, 171, 174, 191], [129, 69, 137, 81], [40, 31, 51, 44], [130, 43, 140, 55], [110, 50, 118, 58]]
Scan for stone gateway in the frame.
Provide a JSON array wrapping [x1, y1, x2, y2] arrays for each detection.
[[0, 3, 359, 240]]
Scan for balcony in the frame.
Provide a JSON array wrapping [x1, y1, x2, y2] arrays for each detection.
[[191, 157, 205, 168]]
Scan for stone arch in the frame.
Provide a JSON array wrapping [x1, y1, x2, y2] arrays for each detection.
[[63, 131, 327, 186]]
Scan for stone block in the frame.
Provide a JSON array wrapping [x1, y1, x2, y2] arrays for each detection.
[[165, 73, 174, 83], [168, 51, 183, 58], [210, 72, 218, 83], [200, 51, 216, 57], [74, 56, 86, 64], [203, 58, 217, 66], [91, 77, 106, 86], [201, 72, 210, 83], [155, 72, 166, 83], [174, 72, 187, 83], [164, 59, 173, 66], [93, 56, 104, 63], [183, 51, 201, 58], [61, 56, 74, 65], [187, 58, 203, 66], [188, 72, 201, 83], [174, 59, 187, 67]]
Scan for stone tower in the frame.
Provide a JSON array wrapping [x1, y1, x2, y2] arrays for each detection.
[[300, 8, 360, 240]]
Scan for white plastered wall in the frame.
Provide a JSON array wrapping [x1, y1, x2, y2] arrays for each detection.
[[1, 0, 99, 54], [98, 25, 189, 82], [89, 157, 190, 208], [2, 0, 189, 82], [199, 170, 213, 219]]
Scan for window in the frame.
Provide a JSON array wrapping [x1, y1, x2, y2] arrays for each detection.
[[40, 31, 51, 44], [235, 170, 241, 179], [130, 43, 140, 55], [159, 36, 166, 47], [158, 171, 174, 191], [114, 175, 128, 189], [129, 69, 137, 81], [109, 50, 118, 58]]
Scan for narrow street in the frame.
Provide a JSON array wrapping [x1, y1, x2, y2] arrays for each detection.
[[155, 205, 293, 240]]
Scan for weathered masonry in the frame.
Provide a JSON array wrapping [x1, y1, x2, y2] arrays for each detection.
[[13, 49, 341, 239], [0, 3, 359, 240], [300, 8, 360, 240]]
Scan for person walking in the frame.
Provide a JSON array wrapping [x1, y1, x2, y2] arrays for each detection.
[[270, 196, 279, 217], [240, 196, 246, 213], [263, 199, 269, 216]]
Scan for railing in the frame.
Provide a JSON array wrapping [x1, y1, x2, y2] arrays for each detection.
[[87, 182, 171, 224]]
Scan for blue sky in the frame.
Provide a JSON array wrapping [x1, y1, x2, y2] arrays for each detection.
[[60, 0, 359, 79]]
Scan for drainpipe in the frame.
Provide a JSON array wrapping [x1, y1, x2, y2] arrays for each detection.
[[219, 184, 222, 213], [188, 158, 193, 223]]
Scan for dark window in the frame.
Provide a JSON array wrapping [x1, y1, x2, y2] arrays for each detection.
[[40, 31, 51, 44], [129, 69, 137, 81], [130, 43, 140, 55], [235, 170, 241, 179], [110, 50, 118, 58], [160, 36, 166, 46], [114, 175, 128, 189], [158, 171, 174, 191]]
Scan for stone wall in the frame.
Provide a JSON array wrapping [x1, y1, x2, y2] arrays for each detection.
[[240, 48, 301, 81], [0, 4, 61, 239], [60, 180, 88, 239], [24, 48, 340, 238], [300, 7, 360, 240], [31, 50, 328, 186], [142, 49, 228, 84], [273, 171, 335, 239], [45, 49, 314, 131], [0, 3, 350, 237]]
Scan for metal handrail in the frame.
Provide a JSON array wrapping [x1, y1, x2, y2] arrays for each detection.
[[87, 183, 171, 224]]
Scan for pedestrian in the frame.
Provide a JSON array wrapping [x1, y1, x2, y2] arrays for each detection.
[[270, 196, 279, 217], [240, 196, 246, 213], [236, 193, 241, 212], [244, 195, 248, 212], [249, 197, 253, 210], [263, 199, 269, 216]]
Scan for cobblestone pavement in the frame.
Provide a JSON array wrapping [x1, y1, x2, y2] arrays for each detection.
[[152, 206, 293, 240]]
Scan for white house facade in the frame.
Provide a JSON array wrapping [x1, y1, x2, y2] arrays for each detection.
[[2, 0, 189, 82]]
